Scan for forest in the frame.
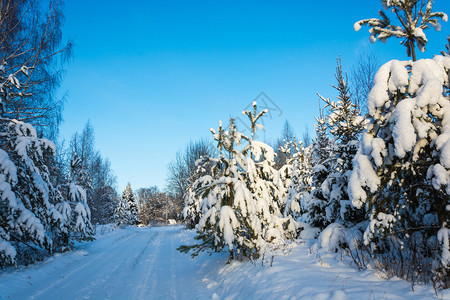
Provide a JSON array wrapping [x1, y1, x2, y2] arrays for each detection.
[[0, 0, 449, 297]]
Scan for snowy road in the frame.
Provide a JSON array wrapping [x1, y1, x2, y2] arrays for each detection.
[[0, 226, 446, 299], [0, 226, 221, 300]]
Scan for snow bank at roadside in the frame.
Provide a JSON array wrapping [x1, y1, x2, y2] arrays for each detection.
[[199, 230, 446, 299]]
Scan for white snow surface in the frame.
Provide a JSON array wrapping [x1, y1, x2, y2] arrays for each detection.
[[0, 225, 446, 299]]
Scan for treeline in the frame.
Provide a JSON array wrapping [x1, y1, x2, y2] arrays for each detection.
[[115, 140, 216, 227], [178, 0, 450, 291]]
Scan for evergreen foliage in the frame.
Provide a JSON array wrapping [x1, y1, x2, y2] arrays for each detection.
[[354, 0, 448, 61], [316, 57, 366, 227], [349, 56, 450, 286], [181, 102, 296, 260], [0, 62, 93, 267], [302, 105, 333, 229], [115, 183, 139, 226]]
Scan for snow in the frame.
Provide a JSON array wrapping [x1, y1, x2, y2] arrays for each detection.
[[251, 141, 275, 162], [218, 206, 238, 250], [0, 226, 446, 299], [351, 56, 450, 207], [392, 98, 416, 158], [438, 228, 450, 267], [0, 237, 16, 262], [319, 223, 346, 252]]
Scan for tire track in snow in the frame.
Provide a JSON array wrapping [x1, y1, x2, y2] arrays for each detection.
[[73, 230, 159, 299], [74, 233, 155, 298], [132, 228, 164, 300], [169, 230, 177, 300], [131, 232, 158, 270], [29, 229, 140, 299]]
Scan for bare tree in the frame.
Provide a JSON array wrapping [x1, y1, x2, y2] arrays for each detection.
[[302, 125, 311, 148], [0, 0, 72, 138], [166, 139, 216, 217], [137, 186, 159, 225], [350, 53, 380, 115], [68, 121, 118, 224], [274, 120, 296, 169], [137, 187, 176, 225]]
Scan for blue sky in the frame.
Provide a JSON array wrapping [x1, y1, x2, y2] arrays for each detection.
[[58, 0, 450, 192]]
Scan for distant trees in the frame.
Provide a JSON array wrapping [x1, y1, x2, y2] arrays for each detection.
[[137, 186, 175, 225], [136, 186, 159, 225], [273, 120, 296, 169], [67, 121, 118, 224], [115, 183, 139, 226], [166, 139, 215, 218], [349, 53, 380, 115], [354, 0, 448, 61]]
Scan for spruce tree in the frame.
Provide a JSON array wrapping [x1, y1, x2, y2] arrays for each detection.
[[302, 105, 333, 229], [283, 139, 312, 221], [181, 102, 296, 260], [316, 57, 366, 226], [0, 64, 72, 266], [349, 56, 450, 285], [64, 154, 94, 241], [115, 183, 139, 226]]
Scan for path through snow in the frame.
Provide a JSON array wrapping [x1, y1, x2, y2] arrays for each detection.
[[0, 226, 446, 299], [0, 226, 225, 299]]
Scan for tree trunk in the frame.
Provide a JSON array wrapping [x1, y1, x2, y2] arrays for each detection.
[[410, 39, 416, 61]]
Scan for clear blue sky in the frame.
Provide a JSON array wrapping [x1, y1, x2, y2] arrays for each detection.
[[58, 0, 450, 192]]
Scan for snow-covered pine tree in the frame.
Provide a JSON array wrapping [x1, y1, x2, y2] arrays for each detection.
[[115, 183, 139, 226], [63, 154, 94, 241], [316, 57, 366, 227], [349, 56, 450, 286], [443, 35, 450, 56], [0, 120, 69, 265], [181, 102, 296, 260], [274, 120, 297, 169], [354, 0, 448, 61], [0, 64, 71, 266], [282, 139, 312, 221], [301, 104, 333, 230]]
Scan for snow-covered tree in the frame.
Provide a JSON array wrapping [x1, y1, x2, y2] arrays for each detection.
[[349, 56, 450, 284], [63, 154, 94, 241], [301, 105, 333, 229], [354, 0, 448, 61], [316, 57, 366, 227], [69, 122, 118, 224], [0, 63, 75, 266], [0, 120, 69, 265], [282, 139, 312, 221], [443, 35, 450, 56], [115, 183, 139, 226], [181, 102, 296, 260], [273, 120, 297, 169]]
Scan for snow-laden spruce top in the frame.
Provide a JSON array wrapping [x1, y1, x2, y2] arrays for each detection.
[[350, 56, 450, 207], [354, 0, 447, 59]]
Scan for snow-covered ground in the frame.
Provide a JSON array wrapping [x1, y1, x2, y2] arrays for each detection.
[[0, 226, 447, 299]]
